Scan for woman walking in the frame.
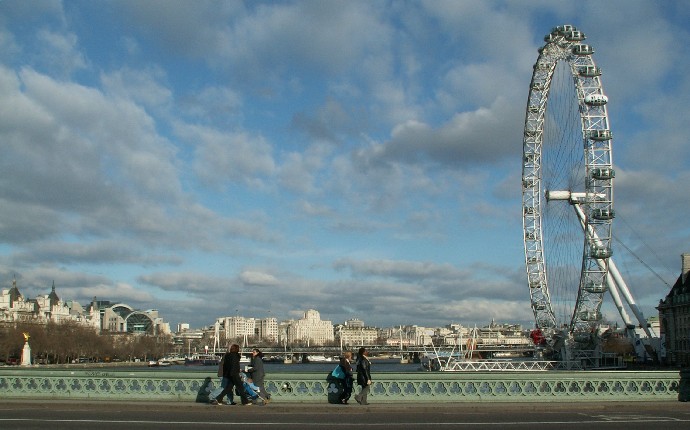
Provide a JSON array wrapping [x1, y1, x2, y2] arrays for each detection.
[[338, 351, 354, 404], [212, 344, 251, 406], [354, 347, 372, 405], [247, 348, 270, 403]]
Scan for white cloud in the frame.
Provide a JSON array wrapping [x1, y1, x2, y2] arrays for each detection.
[[35, 29, 87, 77], [179, 123, 275, 187], [101, 66, 173, 111], [0, 1, 687, 331], [240, 270, 279, 287]]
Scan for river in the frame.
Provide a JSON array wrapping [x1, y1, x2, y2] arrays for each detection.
[[137, 358, 422, 373]]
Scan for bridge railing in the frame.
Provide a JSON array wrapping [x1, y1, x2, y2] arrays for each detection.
[[0, 368, 681, 403]]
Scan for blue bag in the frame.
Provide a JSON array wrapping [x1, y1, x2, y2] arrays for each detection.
[[331, 365, 345, 379]]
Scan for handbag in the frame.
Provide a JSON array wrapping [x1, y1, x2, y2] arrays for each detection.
[[331, 364, 345, 379], [217, 355, 225, 377]]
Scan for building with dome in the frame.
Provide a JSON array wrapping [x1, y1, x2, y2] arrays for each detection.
[[0, 279, 71, 323], [0, 279, 170, 335], [285, 309, 334, 346]]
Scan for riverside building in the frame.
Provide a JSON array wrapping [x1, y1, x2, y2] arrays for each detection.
[[0, 279, 170, 335], [215, 315, 279, 343], [657, 253, 690, 366], [285, 309, 334, 346]]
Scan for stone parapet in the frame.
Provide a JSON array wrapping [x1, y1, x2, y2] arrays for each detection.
[[0, 369, 680, 403]]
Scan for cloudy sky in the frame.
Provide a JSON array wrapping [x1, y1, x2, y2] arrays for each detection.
[[1, 1, 688, 331]]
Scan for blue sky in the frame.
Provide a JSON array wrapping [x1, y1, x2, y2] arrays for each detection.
[[1, 1, 688, 330]]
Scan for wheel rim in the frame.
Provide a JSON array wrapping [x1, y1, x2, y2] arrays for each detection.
[[522, 25, 614, 350]]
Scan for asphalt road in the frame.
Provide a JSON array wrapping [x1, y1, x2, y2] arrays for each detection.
[[0, 400, 689, 429]]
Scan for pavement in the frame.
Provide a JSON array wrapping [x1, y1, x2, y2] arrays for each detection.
[[0, 398, 684, 412]]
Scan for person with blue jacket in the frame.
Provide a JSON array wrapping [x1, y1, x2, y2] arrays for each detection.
[[338, 351, 354, 404]]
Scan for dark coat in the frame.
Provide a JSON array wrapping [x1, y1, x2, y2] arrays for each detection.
[[221, 351, 242, 378], [248, 355, 266, 383], [356, 356, 372, 386]]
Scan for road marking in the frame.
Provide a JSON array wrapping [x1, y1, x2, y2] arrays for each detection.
[[586, 414, 683, 422], [1, 418, 690, 426]]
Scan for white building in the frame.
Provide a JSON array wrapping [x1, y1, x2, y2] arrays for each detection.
[[1, 279, 72, 324], [286, 309, 334, 346], [256, 317, 279, 342], [408, 325, 434, 346], [0, 279, 170, 335], [344, 318, 364, 328], [215, 316, 279, 343], [33, 282, 72, 323], [217, 316, 256, 340], [338, 325, 378, 346]]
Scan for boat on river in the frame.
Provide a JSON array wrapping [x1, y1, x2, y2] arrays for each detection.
[[184, 353, 251, 366], [159, 355, 186, 365], [304, 355, 336, 363], [184, 354, 220, 366], [148, 360, 172, 367]]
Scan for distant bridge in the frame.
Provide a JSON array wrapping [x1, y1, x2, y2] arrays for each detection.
[[240, 344, 537, 360]]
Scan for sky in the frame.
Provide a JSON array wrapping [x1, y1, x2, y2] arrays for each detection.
[[1, 1, 689, 331]]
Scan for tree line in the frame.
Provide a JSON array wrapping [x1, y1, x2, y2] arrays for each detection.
[[0, 321, 173, 364]]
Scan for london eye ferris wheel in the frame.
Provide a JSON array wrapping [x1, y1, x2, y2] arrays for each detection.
[[521, 25, 653, 360]]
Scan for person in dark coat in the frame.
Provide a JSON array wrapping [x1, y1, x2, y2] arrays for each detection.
[[247, 348, 270, 403], [354, 347, 372, 405], [212, 344, 251, 405], [338, 351, 354, 404]]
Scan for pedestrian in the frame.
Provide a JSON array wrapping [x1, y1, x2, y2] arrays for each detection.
[[338, 351, 354, 404], [247, 348, 270, 403], [211, 344, 252, 406], [209, 355, 235, 405], [354, 347, 372, 405]]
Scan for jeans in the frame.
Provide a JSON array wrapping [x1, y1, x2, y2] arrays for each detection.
[[211, 377, 234, 404], [217, 374, 249, 404]]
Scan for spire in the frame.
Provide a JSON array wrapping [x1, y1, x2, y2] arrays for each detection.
[[8, 276, 22, 306], [48, 280, 60, 307]]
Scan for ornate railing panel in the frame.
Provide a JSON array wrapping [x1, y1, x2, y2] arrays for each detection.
[[0, 369, 680, 402]]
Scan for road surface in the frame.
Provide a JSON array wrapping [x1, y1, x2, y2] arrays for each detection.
[[0, 399, 688, 429]]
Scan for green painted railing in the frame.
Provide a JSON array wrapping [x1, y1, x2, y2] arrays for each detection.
[[0, 368, 682, 403]]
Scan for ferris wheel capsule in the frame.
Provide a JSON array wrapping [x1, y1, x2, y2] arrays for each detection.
[[564, 30, 586, 41], [592, 208, 616, 220], [579, 66, 602, 77], [585, 94, 608, 106], [591, 168, 615, 180], [572, 44, 594, 55], [590, 246, 612, 259], [584, 282, 608, 294], [589, 129, 612, 141], [553, 25, 576, 34]]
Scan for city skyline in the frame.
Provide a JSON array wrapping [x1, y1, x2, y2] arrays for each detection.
[[1, 2, 688, 330], [0, 278, 653, 334]]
